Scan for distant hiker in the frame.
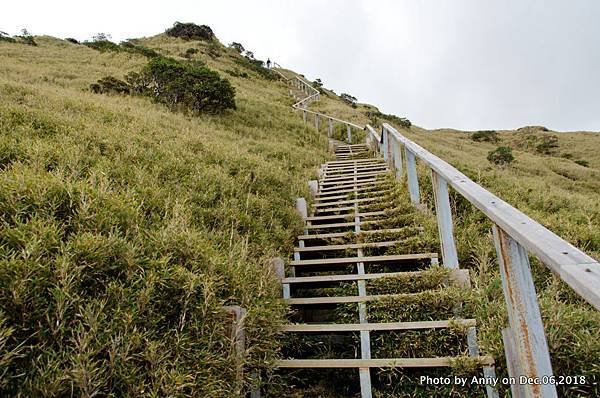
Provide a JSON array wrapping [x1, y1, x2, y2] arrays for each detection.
[[266, 58, 271, 68]]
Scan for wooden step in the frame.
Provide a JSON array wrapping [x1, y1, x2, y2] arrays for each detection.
[[323, 165, 388, 174], [294, 240, 397, 252], [320, 177, 384, 187], [282, 269, 469, 286], [314, 197, 378, 208], [281, 319, 476, 332], [320, 171, 389, 182], [290, 253, 437, 267], [276, 356, 494, 368], [286, 292, 438, 305], [316, 187, 392, 197], [297, 227, 415, 240], [319, 181, 389, 192], [305, 220, 379, 230], [306, 211, 385, 222]]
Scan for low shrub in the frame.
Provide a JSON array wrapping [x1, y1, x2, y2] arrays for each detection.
[[366, 110, 411, 128], [471, 130, 498, 143], [340, 93, 357, 108], [165, 22, 214, 41], [228, 42, 245, 53], [119, 40, 160, 58], [65, 38, 79, 44], [183, 47, 199, 58], [89, 76, 131, 94], [574, 159, 590, 167], [0, 31, 16, 43], [233, 56, 277, 80], [535, 134, 559, 154], [89, 57, 235, 114], [224, 68, 249, 78], [487, 146, 514, 166], [129, 57, 235, 113], [83, 39, 120, 52]]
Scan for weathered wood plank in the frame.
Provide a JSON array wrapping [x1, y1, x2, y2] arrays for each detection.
[[281, 319, 476, 332], [294, 239, 397, 252], [290, 253, 437, 266], [276, 356, 494, 368]]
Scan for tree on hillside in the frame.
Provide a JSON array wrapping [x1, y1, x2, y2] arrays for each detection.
[[229, 42, 245, 54], [340, 93, 358, 108]]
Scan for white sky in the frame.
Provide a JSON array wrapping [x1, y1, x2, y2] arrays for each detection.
[[2, 0, 600, 132]]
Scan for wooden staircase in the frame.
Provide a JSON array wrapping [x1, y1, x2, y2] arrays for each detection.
[[276, 144, 499, 397]]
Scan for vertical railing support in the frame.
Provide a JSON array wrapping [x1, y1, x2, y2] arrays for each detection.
[[303, 110, 306, 125], [394, 140, 403, 179], [222, 306, 247, 396], [314, 114, 319, 131], [381, 127, 388, 162], [492, 225, 557, 398], [347, 124, 352, 143], [308, 180, 318, 198], [431, 171, 458, 268], [405, 148, 420, 206], [328, 118, 333, 138]]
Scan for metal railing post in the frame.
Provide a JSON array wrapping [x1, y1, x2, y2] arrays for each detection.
[[492, 225, 557, 398], [431, 171, 458, 268]]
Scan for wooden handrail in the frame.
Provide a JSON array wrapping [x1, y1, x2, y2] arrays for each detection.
[[379, 122, 600, 309], [371, 121, 599, 398]]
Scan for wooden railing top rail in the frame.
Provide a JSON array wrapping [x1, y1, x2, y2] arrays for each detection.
[[378, 122, 600, 310]]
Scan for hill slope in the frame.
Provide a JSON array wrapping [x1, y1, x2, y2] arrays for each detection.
[[0, 34, 329, 396], [1, 29, 599, 397]]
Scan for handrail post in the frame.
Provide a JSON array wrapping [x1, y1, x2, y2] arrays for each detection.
[[346, 124, 352, 143], [381, 127, 388, 162], [303, 110, 306, 125], [394, 140, 403, 179], [431, 171, 458, 268], [328, 118, 333, 138], [405, 148, 420, 206], [315, 114, 319, 131], [492, 225, 557, 398]]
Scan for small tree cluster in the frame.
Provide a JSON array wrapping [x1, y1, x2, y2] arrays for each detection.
[[340, 93, 358, 108], [90, 76, 131, 94], [535, 134, 559, 154], [487, 146, 514, 167], [165, 22, 214, 41], [471, 130, 498, 143], [90, 57, 236, 114], [229, 42, 245, 54], [366, 110, 411, 128], [1, 29, 36, 46]]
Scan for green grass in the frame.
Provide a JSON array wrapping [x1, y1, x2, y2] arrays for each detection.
[[1, 30, 599, 397], [0, 35, 328, 397]]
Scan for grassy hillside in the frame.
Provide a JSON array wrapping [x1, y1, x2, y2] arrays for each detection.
[[0, 33, 329, 396], [1, 27, 598, 397]]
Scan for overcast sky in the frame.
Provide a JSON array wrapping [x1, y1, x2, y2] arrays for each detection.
[[2, 0, 600, 132]]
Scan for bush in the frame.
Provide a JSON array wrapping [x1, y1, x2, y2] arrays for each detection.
[[233, 56, 277, 80], [165, 22, 214, 41], [65, 38, 79, 44], [119, 40, 160, 58], [205, 41, 222, 58], [127, 57, 236, 113], [83, 39, 120, 52], [15, 29, 36, 46], [0, 31, 16, 43], [535, 134, 559, 154], [487, 146, 514, 166], [574, 159, 590, 167], [90, 76, 131, 94], [366, 110, 411, 128], [471, 130, 498, 143], [183, 47, 199, 58], [229, 42, 245, 53], [340, 93, 357, 106], [225, 68, 249, 78]]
